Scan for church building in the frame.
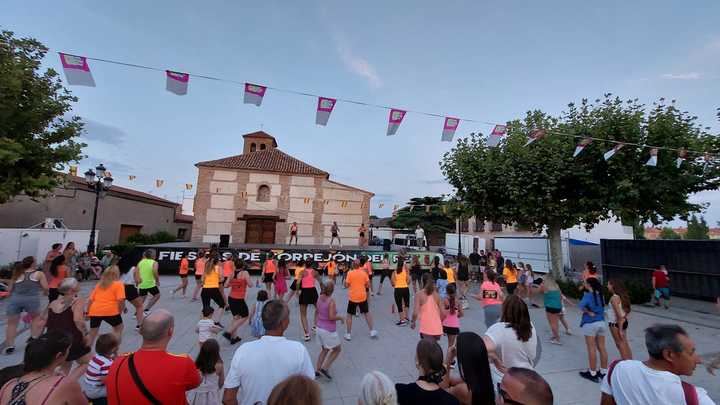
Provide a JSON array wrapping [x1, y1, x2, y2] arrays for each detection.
[[192, 131, 373, 246]]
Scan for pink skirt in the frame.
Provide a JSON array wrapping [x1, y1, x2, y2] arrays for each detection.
[[275, 278, 288, 295]]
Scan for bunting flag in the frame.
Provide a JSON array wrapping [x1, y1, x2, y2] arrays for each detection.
[[68, 165, 78, 176], [340, 201, 349, 208], [442, 205, 448, 214], [315, 97, 336, 126], [155, 179, 164, 188], [645, 148, 658, 167], [303, 197, 311, 205], [409, 206, 414, 212], [128, 175, 136, 181], [244, 83, 266, 106], [104, 171, 112, 178], [487, 125, 507, 147], [324, 199, 330, 206], [441, 117, 460, 142], [166, 70, 189, 95], [603, 144, 624, 161], [524, 129, 546, 147], [240, 191, 247, 199], [386, 109, 406, 136], [425, 205, 431, 213], [573, 138, 592, 157], [676, 149, 687, 168], [185, 183, 193, 190], [393, 204, 399, 211], [378, 203, 385, 209], [58, 53, 95, 86]]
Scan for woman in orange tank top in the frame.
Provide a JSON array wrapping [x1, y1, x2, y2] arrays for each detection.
[[411, 273, 445, 341], [171, 252, 190, 298]]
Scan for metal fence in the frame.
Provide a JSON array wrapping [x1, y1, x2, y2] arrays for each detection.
[[601, 239, 720, 300]]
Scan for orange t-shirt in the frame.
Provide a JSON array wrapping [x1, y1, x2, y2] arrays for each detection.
[[347, 269, 369, 303], [326, 261, 336, 275], [179, 258, 189, 275], [223, 260, 234, 278], [194, 258, 206, 275], [264, 260, 277, 274], [363, 262, 373, 275], [88, 281, 125, 317], [48, 265, 68, 289]]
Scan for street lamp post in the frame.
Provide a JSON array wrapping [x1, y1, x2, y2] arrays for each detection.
[[84, 164, 113, 253]]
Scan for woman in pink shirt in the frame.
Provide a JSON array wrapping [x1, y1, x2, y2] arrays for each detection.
[[411, 273, 445, 341], [473, 270, 504, 328], [299, 262, 319, 342]]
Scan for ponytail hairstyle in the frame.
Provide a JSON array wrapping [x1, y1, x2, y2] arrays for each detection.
[[422, 273, 435, 295], [395, 261, 403, 275], [608, 279, 631, 314], [416, 338, 446, 384], [586, 277, 605, 307], [49, 255, 65, 278], [446, 283, 457, 315]]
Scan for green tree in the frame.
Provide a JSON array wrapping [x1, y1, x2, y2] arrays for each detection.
[[659, 227, 682, 240], [685, 214, 710, 239], [441, 95, 719, 278], [388, 196, 455, 242], [0, 30, 85, 203]]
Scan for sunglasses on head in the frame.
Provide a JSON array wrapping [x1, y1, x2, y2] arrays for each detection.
[[497, 383, 525, 405]]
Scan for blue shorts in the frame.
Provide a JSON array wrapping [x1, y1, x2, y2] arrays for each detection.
[[6, 295, 42, 316], [655, 288, 670, 300]]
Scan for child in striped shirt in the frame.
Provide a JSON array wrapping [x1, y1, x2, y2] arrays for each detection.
[[81, 333, 119, 403]]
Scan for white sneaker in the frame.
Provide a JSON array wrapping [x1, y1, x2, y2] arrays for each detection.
[[344, 333, 352, 341], [370, 330, 378, 339]]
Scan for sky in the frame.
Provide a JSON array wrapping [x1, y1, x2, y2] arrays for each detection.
[[5, 1, 720, 225]]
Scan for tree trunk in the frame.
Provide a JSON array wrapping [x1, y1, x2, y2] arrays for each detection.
[[547, 224, 564, 280]]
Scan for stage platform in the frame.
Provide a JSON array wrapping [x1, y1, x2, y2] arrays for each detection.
[[141, 242, 386, 251]]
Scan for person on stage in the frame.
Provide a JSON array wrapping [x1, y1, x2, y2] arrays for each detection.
[[330, 222, 342, 247], [289, 222, 299, 245], [358, 223, 368, 247]]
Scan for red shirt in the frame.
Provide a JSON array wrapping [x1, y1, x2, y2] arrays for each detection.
[[107, 349, 200, 405], [653, 270, 669, 288]]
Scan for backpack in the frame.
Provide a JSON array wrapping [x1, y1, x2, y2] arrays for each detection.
[[250, 301, 265, 338], [607, 360, 698, 405]]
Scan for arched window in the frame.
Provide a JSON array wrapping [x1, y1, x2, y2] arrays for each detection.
[[250, 143, 257, 152], [257, 185, 271, 202], [260, 144, 267, 150]]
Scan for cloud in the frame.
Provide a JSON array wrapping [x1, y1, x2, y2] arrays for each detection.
[[82, 155, 135, 174], [660, 72, 702, 80], [332, 33, 382, 88], [81, 119, 127, 145]]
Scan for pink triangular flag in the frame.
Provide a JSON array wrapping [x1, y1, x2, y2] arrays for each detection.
[[441, 117, 460, 142], [166, 70, 189, 95], [488, 125, 507, 147], [315, 97, 336, 126], [387, 109, 406, 136], [58, 53, 95, 86], [244, 83, 267, 106]]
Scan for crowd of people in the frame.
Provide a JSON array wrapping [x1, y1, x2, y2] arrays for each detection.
[[0, 243, 717, 405]]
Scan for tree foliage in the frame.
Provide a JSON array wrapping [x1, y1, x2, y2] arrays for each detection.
[[440, 95, 720, 277], [0, 30, 85, 203], [659, 227, 682, 240], [388, 196, 455, 237], [685, 214, 710, 240]]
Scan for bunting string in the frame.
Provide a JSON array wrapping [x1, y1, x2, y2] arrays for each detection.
[[58, 52, 718, 157]]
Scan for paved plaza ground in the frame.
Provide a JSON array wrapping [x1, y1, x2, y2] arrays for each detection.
[[1, 275, 719, 404]]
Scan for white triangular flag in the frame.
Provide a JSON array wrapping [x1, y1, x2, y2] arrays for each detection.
[[676, 149, 687, 168], [315, 97, 336, 126], [603, 144, 624, 161], [441, 117, 460, 142], [645, 148, 658, 167], [166, 70, 189, 95], [574, 138, 592, 157], [58, 53, 95, 86], [244, 83, 266, 106], [488, 125, 507, 147], [524, 129, 546, 146]]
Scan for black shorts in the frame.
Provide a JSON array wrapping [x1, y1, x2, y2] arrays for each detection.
[[228, 297, 249, 317], [179, 274, 188, 279], [443, 326, 460, 336], [609, 320, 629, 330], [332, 232, 338, 238], [201, 288, 226, 310], [291, 231, 297, 236], [124, 284, 139, 301], [347, 300, 369, 315], [379, 270, 391, 283], [263, 273, 274, 283], [411, 270, 422, 281], [394, 287, 410, 310], [290, 280, 299, 291], [90, 314, 123, 328], [458, 271, 469, 282], [545, 307, 562, 314], [138, 286, 160, 297], [195, 274, 202, 281], [299, 287, 318, 306], [359, 232, 365, 238]]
